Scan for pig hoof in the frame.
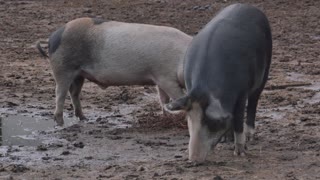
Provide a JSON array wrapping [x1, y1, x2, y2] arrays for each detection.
[[78, 115, 88, 121], [244, 125, 255, 141], [54, 116, 64, 126], [234, 143, 246, 156], [186, 161, 204, 167], [55, 120, 64, 126]]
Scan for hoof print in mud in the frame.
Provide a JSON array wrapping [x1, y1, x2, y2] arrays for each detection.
[[213, 175, 223, 180], [73, 142, 85, 148], [36, 145, 48, 151], [61, 151, 70, 156], [42, 156, 51, 160], [7, 164, 29, 173]]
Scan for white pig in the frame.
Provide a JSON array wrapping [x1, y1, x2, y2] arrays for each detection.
[[37, 17, 192, 126]]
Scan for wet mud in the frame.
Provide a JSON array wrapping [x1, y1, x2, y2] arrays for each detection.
[[0, 0, 319, 179]]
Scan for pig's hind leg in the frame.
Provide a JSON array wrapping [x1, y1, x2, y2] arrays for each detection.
[[246, 91, 261, 142], [52, 68, 79, 126], [246, 53, 271, 141], [233, 94, 247, 156], [246, 66, 270, 141], [69, 76, 86, 120]]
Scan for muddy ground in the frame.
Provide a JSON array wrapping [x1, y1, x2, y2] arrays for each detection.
[[0, 0, 319, 179]]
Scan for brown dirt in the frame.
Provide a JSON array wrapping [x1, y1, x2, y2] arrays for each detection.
[[0, 0, 319, 179]]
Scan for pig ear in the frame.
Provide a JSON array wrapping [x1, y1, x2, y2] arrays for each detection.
[[165, 96, 191, 111], [205, 98, 232, 121]]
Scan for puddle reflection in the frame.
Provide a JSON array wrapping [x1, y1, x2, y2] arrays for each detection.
[[0, 115, 76, 146]]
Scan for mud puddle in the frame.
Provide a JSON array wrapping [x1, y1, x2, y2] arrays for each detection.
[[286, 72, 320, 90], [0, 114, 78, 146], [0, 101, 136, 147], [308, 92, 320, 104], [258, 105, 295, 120], [286, 72, 320, 104]]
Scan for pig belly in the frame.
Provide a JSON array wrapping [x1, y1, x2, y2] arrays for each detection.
[[79, 69, 155, 88]]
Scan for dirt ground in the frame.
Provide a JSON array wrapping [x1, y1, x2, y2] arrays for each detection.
[[0, 0, 319, 179]]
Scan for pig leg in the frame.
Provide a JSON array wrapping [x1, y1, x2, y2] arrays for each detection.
[[233, 94, 247, 156], [53, 68, 78, 126], [69, 76, 86, 120], [246, 91, 261, 141], [54, 83, 70, 126], [156, 80, 184, 102], [246, 84, 266, 141], [246, 69, 270, 141], [157, 86, 170, 115]]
